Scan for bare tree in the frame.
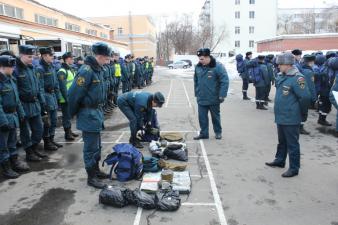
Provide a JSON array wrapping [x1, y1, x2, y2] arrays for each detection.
[[277, 14, 294, 34]]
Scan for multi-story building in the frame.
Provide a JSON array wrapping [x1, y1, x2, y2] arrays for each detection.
[[199, 0, 277, 55], [0, 0, 129, 56], [87, 15, 157, 58]]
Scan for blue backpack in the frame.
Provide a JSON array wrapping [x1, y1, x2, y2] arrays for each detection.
[[102, 144, 144, 182], [247, 60, 261, 83], [235, 54, 245, 74]]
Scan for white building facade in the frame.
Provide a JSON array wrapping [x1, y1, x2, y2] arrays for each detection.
[[205, 0, 277, 55]]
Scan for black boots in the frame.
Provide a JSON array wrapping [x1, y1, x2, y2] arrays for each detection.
[[243, 92, 250, 100], [86, 167, 106, 189], [318, 115, 332, 126], [215, 133, 222, 140], [95, 161, 109, 179], [281, 169, 299, 178], [25, 146, 42, 162], [10, 155, 30, 172], [50, 136, 63, 148], [193, 134, 209, 140], [32, 143, 48, 158], [257, 102, 268, 110], [44, 138, 58, 151], [71, 130, 79, 137], [1, 160, 20, 179], [65, 128, 75, 141], [129, 137, 143, 149], [300, 124, 310, 135], [265, 161, 285, 168]]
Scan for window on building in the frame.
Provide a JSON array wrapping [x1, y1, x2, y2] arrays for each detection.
[[249, 11, 255, 19], [0, 3, 24, 19], [118, 27, 123, 36], [235, 40, 240, 48], [85, 29, 97, 36], [65, 23, 81, 32], [35, 14, 58, 27], [249, 40, 254, 48], [249, 0, 255, 4], [249, 26, 255, 33], [235, 26, 240, 34], [235, 0, 240, 5], [235, 11, 240, 19], [100, 32, 108, 39]]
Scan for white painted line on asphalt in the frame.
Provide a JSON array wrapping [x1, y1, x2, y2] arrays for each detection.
[[115, 131, 126, 143], [180, 79, 192, 108], [190, 174, 209, 178], [182, 202, 216, 206], [133, 207, 143, 225], [199, 137, 228, 225], [165, 79, 173, 108]]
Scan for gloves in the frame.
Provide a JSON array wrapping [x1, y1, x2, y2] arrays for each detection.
[[41, 105, 48, 116], [219, 97, 225, 103], [0, 124, 11, 132]]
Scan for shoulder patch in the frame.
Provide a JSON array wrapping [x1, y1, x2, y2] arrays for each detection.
[[76, 76, 85, 86], [297, 76, 306, 89], [83, 65, 91, 71]]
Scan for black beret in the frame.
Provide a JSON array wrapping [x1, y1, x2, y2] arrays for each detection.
[[39, 47, 54, 55], [62, 52, 73, 61], [326, 51, 337, 59], [197, 48, 211, 57], [19, 45, 36, 55], [291, 49, 302, 56], [315, 55, 326, 66], [257, 55, 265, 60], [245, 51, 253, 57], [92, 42, 112, 56], [0, 55, 16, 67], [266, 54, 274, 60]]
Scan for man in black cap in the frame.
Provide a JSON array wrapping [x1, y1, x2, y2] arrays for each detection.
[[14, 45, 46, 162], [193, 48, 229, 140], [73, 56, 84, 72], [68, 42, 112, 189], [0, 55, 30, 179], [241, 52, 253, 100], [57, 52, 79, 140], [299, 54, 317, 135], [36, 47, 61, 152], [266, 52, 311, 178], [291, 49, 303, 72], [117, 91, 165, 148]]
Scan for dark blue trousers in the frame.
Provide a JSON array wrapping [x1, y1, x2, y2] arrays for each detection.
[[0, 128, 17, 164], [61, 103, 71, 129], [117, 98, 138, 139], [82, 131, 101, 169], [20, 115, 43, 149], [198, 104, 222, 137], [275, 124, 301, 172]]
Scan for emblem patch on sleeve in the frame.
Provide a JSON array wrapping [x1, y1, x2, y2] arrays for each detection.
[[297, 77, 306, 89], [76, 76, 85, 86]]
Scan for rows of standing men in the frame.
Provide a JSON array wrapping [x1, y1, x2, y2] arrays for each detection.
[[0, 43, 155, 180]]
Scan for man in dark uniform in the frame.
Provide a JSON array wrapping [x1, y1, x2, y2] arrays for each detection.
[[117, 91, 165, 148], [292, 49, 303, 72], [0, 55, 30, 179], [14, 45, 46, 162], [299, 54, 317, 135], [265, 54, 275, 103], [266, 52, 311, 178], [36, 47, 61, 151], [329, 56, 338, 137], [57, 52, 79, 140], [68, 42, 112, 189], [193, 48, 229, 140], [242, 52, 252, 100], [254, 55, 270, 110]]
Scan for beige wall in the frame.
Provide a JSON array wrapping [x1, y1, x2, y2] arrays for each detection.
[[88, 15, 157, 58], [1, 0, 110, 38]]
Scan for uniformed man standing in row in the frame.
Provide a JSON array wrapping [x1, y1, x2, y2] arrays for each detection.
[[266, 52, 311, 178], [57, 52, 79, 141], [14, 45, 46, 162], [117, 91, 165, 148], [0, 55, 30, 179], [37, 47, 62, 151], [68, 42, 111, 189], [112, 53, 121, 103], [329, 56, 338, 137], [193, 48, 229, 140]]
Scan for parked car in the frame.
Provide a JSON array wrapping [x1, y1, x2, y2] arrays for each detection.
[[168, 61, 189, 69], [181, 59, 192, 67]]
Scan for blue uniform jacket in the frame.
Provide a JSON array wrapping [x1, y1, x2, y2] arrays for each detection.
[[274, 66, 311, 125], [0, 73, 25, 128], [254, 63, 270, 87], [119, 91, 153, 129], [68, 56, 106, 132], [301, 64, 318, 102], [13, 59, 45, 118], [194, 57, 229, 106], [36, 59, 60, 111], [329, 71, 338, 109]]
